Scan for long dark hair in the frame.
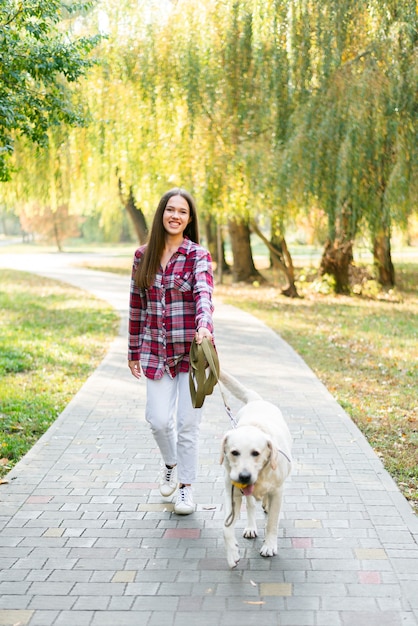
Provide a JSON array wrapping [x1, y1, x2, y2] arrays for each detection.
[[135, 188, 200, 289]]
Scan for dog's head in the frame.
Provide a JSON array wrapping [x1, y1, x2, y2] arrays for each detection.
[[220, 425, 278, 495]]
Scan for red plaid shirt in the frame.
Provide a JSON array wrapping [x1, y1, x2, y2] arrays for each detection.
[[128, 236, 215, 379]]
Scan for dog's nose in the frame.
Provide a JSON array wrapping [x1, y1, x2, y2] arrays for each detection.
[[238, 470, 252, 485]]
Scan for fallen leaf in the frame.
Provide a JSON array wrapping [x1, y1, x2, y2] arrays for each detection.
[[244, 601, 265, 605]]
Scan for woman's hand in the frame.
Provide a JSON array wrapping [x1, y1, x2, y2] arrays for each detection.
[[128, 360, 141, 379], [195, 327, 212, 344]]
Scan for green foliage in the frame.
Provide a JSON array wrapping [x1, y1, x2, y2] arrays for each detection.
[[308, 273, 337, 295], [0, 0, 100, 181]]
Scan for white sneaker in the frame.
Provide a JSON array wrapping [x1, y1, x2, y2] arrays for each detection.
[[159, 464, 178, 497], [174, 485, 194, 515]]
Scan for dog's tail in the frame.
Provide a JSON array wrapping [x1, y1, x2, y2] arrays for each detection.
[[219, 369, 262, 404]]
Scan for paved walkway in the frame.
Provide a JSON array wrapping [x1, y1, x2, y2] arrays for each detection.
[[0, 253, 417, 626]]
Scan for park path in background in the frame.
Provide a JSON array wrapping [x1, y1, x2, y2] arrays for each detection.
[[0, 252, 417, 626]]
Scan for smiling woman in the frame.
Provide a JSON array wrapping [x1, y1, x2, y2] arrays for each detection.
[[0, 269, 119, 478], [127, 187, 215, 515]]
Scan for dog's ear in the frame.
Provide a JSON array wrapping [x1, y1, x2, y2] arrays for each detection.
[[267, 439, 278, 470], [220, 434, 229, 464]]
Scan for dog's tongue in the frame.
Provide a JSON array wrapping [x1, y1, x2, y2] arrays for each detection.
[[241, 484, 254, 496]]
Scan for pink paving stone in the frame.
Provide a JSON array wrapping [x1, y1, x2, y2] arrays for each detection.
[[164, 528, 201, 539], [292, 537, 313, 548], [358, 571, 381, 584], [26, 496, 52, 504]]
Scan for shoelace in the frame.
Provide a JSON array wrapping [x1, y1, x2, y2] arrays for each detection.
[[165, 467, 173, 482], [178, 487, 188, 501]]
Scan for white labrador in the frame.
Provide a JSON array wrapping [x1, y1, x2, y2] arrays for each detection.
[[219, 370, 292, 568]]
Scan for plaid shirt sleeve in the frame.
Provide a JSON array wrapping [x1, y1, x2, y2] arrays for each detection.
[[192, 247, 214, 333]]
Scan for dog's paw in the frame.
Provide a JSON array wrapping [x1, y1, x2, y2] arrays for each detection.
[[226, 543, 241, 568], [260, 541, 278, 557], [243, 527, 258, 539]]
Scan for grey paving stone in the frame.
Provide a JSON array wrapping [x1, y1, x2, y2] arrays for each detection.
[[27, 596, 77, 611], [25, 611, 60, 626], [0, 596, 32, 610], [53, 612, 93, 626], [107, 597, 135, 611], [340, 611, 403, 626], [0, 582, 32, 595], [90, 611, 151, 625], [71, 597, 111, 612]]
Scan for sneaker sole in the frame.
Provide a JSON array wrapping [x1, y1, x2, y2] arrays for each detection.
[[174, 506, 194, 515], [159, 484, 178, 497]]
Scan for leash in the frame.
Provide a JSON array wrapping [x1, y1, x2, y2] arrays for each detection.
[[189, 338, 237, 426], [188, 337, 219, 408], [218, 384, 238, 428]]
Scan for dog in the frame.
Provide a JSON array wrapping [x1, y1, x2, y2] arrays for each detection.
[[219, 370, 292, 568]]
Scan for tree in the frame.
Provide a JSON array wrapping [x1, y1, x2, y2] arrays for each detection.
[[19, 202, 81, 250], [281, 0, 417, 293], [0, 0, 99, 181], [251, 220, 299, 297], [117, 175, 148, 244], [367, 1, 417, 286], [134, 0, 269, 282]]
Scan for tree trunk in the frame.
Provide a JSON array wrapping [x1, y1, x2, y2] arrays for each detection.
[[52, 216, 62, 252], [228, 218, 264, 283], [320, 200, 356, 294], [126, 186, 148, 244], [371, 196, 395, 288], [373, 231, 395, 287], [204, 218, 230, 273], [320, 239, 353, 294], [118, 177, 148, 244], [251, 221, 299, 297]]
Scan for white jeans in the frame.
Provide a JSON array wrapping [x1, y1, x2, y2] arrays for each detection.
[[145, 372, 202, 484]]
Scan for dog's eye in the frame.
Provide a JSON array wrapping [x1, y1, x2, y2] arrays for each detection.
[[231, 450, 240, 457], [251, 450, 260, 457]]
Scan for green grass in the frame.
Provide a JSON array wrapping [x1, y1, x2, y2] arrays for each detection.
[[0, 269, 119, 478]]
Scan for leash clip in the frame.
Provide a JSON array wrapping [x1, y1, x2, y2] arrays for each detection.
[[218, 384, 238, 428], [224, 403, 238, 429]]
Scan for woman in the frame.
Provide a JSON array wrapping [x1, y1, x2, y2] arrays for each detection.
[[128, 188, 215, 515]]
